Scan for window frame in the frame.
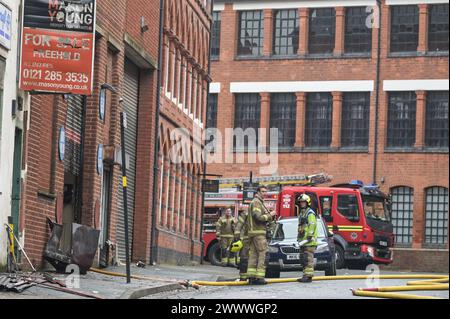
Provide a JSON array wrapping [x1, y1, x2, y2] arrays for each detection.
[[211, 11, 221, 58], [234, 93, 261, 150], [337, 194, 360, 222], [344, 6, 372, 54], [305, 92, 333, 148], [308, 8, 336, 55], [425, 91, 449, 149], [424, 187, 448, 246], [237, 10, 264, 57], [206, 94, 219, 150], [390, 5, 419, 53], [269, 93, 297, 148], [341, 92, 370, 148], [273, 9, 300, 56], [390, 186, 414, 246], [387, 92, 417, 148], [428, 4, 449, 53]]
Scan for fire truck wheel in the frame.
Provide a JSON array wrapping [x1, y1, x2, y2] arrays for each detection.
[[208, 241, 222, 266], [335, 245, 346, 269]]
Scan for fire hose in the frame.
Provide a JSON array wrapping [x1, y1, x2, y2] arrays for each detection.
[[90, 268, 448, 299]]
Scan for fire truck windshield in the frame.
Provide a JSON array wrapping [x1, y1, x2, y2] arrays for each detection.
[[362, 195, 390, 222]]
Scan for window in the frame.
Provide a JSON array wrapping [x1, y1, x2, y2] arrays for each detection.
[[425, 187, 448, 245], [309, 8, 336, 54], [305, 93, 332, 148], [425, 91, 449, 148], [211, 11, 221, 58], [238, 10, 264, 56], [273, 9, 299, 55], [428, 4, 449, 52], [337, 194, 360, 221], [341, 92, 370, 148], [234, 94, 261, 149], [345, 7, 372, 54], [206, 94, 218, 148], [320, 196, 333, 222], [270, 93, 296, 148], [387, 92, 416, 148], [390, 187, 414, 245], [390, 5, 419, 53]]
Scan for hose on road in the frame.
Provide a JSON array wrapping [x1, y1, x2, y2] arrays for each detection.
[[90, 268, 448, 299]]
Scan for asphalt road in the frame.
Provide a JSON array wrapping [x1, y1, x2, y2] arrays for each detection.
[[145, 267, 450, 300]]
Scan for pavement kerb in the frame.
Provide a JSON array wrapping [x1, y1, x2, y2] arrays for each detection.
[[119, 283, 185, 299]]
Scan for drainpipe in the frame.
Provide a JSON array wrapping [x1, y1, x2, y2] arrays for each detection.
[[198, 1, 215, 265], [150, 0, 166, 266], [373, 0, 382, 185]]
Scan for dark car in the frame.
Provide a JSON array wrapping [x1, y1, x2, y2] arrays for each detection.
[[266, 216, 337, 278]]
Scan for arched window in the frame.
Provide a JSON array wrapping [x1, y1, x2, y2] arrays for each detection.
[[425, 187, 448, 245], [390, 187, 414, 245]]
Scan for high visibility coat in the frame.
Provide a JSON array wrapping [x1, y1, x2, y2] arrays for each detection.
[[298, 208, 318, 247], [216, 216, 236, 238], [247, 194, 273, 237]]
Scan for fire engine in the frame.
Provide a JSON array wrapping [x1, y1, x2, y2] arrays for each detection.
[[202, 174, 394, 269]]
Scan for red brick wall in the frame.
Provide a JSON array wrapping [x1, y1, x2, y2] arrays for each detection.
[[208, 1, 449, 250], [21, 0, 161, 269]]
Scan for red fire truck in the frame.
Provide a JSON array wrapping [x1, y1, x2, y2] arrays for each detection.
[[276, 181, 394, 269]]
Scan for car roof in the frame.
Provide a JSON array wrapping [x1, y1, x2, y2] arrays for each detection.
[[278, 216, 323, 223]]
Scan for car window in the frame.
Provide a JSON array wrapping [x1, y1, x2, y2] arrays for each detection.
[[320, 196, 333, 221], [274, 218, 326, 240], [337, 194, 360, 221]]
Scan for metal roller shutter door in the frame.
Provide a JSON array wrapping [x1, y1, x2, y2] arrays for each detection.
[[116, 59, 140, 261]]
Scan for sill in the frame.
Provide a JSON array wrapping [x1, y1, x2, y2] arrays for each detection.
[[306, 53, 334, 59], [269, 54, 299, 60], [342, 52, 372, 59], [425, 51, 449, 57], [385, 147, 449, 154], [302, 147, 333, 152], [37, 190, 56, 200], [235, 55, 265, 61], [388, 51, 421, 58], [422, 244, 449, 250], [211, 56, 220, 61], [337, 147, 370, 153]]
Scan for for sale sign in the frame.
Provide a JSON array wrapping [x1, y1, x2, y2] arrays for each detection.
[[19, 0, 96, 95]]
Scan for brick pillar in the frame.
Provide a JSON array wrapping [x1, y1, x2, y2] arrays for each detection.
[[415, 91, 427, 149], [222, 3, 238, 61], [418, 4, 429, 54], [298, 8, 309, 56], [335, 7, 345, 56], [331, 92, 343, 149], [260, 92, 271, 148], [295, 92, 306, 148], [263, 9, 274, 56], [412, 190, 425, 249], [381, 3, 390, 59]]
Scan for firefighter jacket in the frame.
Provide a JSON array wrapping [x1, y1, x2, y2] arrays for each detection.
[[235, 211, 249, 240], [298, 207, 318, 247], [247, 194, 274, 237], [216, 216, 236, 238]]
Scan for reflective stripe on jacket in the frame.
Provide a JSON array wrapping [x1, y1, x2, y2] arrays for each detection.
[[298, 208, 318, 247], [216, 217, 236, 238]]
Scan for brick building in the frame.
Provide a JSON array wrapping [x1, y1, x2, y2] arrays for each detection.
[[19, 0, 162, 269], [153, 0, 212, 264], [207, 0, 449, 262]]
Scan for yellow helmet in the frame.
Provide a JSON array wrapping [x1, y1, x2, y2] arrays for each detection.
[[298, 194, 312, 206], [230, 240, 243, 253]]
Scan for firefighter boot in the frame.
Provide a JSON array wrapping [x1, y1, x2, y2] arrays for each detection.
[[251, 278, 268, 285], [297, 276, 313, 283]]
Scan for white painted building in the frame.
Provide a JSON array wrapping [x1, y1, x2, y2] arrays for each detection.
[[0, 0, 29, 269]]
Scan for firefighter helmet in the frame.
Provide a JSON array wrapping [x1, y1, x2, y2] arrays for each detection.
[[230, 240, 243, 253], [298, 194, 312, 206]]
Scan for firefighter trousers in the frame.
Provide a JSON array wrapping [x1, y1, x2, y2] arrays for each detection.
[[301, 246, 317, 278], [220, 237, 234, 265], [247, 235, 268, 279], [239, 238, 250, 279]]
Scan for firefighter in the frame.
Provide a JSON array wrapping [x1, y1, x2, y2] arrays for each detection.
[[234, 209, 249, 281], [246, 186, 277, 285], [297, 194, 318, 283], [216, 208, 237, 267]]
